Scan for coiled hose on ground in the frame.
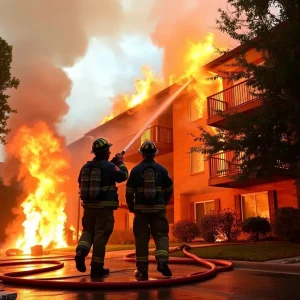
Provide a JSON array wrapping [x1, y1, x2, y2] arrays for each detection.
[[0, 244, 233, 289]]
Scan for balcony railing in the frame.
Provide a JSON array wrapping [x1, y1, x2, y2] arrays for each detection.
[[141, 125, 173, 144], [209, 152, 241, 179], [125, 125, 173, 157], [210, 151, 292, 180], [207, 79, 259, 118]]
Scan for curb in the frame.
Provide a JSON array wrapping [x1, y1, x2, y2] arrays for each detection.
[[232, 260, 300, 275]]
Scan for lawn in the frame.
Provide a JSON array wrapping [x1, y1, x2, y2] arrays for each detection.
[[50, 242, 189, 254], [169, 242, 300, 262]]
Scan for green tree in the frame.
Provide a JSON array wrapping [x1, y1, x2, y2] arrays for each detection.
[[193, 1, 300, 181], [0, 37, 19, 144]]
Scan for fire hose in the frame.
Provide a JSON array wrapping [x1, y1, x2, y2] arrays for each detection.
[[0, 244, 232, 289]]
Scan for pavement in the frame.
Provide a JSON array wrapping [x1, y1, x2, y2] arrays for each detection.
[[1, 245, 300, 299]]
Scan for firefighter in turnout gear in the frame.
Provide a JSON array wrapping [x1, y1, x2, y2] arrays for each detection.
[[75, 138, 128, 277], [126, 140, 173, 279]]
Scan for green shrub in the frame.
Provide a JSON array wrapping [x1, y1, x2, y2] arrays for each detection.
[[274, 207, 300, 242], [108, 230, 135, 244], [242, 217, 271, 241], [172, 219, 199, 242], [197, 213, 220, 243], [217, 209, 241, 242], [197, 209, 241, 243]]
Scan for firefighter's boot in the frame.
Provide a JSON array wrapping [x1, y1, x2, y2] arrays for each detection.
[[157, 262, 172, 277], [75, 249, 86, 273], [90, 262, 109, 277], [133, 269, 148, 280]]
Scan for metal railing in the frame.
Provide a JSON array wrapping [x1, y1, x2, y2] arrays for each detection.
[[207, 79, 259, 118], [127, 126, 173, 154], [210, 151, 291, 180], [209, 152, 241, 179]]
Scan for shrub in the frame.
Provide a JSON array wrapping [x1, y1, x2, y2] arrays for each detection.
[[217, 209, 241, 242], [274, 207, 300, 242], [197, 213, 220, 243], [172, 219, 199, 242], [242, 217, 271, 241], [108, 230, 135, 244], [197, 209, 241, 243]]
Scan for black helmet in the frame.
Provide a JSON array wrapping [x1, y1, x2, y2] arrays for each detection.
[[91, 138, 112, 153], [138, 141, 158, 155]]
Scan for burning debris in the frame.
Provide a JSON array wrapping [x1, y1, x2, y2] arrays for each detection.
[[6, 122, 70, 253]]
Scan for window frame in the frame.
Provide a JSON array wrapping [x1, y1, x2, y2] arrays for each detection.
[[194, 200, 215, 223], [240, 191, 269, 220], [189, 149, 205, 175]]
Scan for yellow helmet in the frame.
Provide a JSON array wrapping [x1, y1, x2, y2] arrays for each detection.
[[138, 141, 158, 155], [91, 138, 112, 153]]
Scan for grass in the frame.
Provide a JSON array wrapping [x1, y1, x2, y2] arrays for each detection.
[[169, 242, 300, 262], [50, 241, 192, 254]]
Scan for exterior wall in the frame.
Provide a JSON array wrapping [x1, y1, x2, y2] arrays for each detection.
[[172, 88, 298, 224]]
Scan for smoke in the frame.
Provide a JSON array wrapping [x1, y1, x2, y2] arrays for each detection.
[[150, 0, 230, 79], [0, 0, 125, 135]]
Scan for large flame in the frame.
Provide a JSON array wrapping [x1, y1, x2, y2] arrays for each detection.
[[174, 33, 223, 119], [7, 121, 70, 253], [100, 33, 222, 124], [101, 66, 164, 124]]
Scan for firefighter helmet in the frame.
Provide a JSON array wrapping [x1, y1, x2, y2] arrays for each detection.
[[91, 138, 112, 153], [138, 141, 159, 155]]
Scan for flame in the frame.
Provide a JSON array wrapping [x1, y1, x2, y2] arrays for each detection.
[[100, 33, 223, 124], [8, 121, 70, 253], [100, 66, 164, 124], [175, 33, 223, 119]]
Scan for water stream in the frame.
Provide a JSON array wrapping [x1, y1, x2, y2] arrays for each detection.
[[122, 78, 193, 154]]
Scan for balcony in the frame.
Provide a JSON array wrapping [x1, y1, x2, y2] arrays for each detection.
[[207, 80, 262, 128], [122, 125, 173, 162], [208, 151, 293, 187]]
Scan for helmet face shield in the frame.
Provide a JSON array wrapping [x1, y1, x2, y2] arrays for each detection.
[[91, 138, 112, 154], [138, 141, 158, 155]]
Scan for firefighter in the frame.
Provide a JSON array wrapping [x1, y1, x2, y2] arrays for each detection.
[[126, 140, 173, 279], [75, 138, 128, 277]]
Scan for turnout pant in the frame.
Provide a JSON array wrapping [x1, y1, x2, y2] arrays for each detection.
[[133, 211, 169, 272], [76, 208, 115, 266]]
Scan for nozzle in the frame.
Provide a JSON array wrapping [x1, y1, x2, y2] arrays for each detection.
[[120, 150, 125, 155]]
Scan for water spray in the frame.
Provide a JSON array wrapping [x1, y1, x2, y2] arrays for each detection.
[[118, 78, 193, 156]]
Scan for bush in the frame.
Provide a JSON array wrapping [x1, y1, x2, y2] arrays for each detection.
[[197, 209, 241, 243], [217, 209, 241, 242], [108, 230, 135, 244], [274, 207, 300, 242], [242, 217, 271, 241], [197, 214, 220, 243], [172, 219, 199, 242]]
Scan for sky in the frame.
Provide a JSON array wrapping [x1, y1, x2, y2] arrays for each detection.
[[0, 0, 229, 161], [61, 34, 163, 143]]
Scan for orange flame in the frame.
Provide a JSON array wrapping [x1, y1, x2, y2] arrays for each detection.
[[174, 33, 223, 119], [100, 33, 222, 124], [7, 121, 70, 253], [101, 66, 164, 124]]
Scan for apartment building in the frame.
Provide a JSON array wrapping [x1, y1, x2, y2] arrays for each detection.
[[67, 44, 298, 231]]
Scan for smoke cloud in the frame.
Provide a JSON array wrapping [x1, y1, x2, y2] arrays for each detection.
[[150, 0, 230, 79]]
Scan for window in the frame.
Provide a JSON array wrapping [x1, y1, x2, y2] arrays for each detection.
[[194, 201, 215, 223], [141, 127, 151, 144], [127, 213, 134, 230], [190, 150, 204, 174], [241, 192, 270, 220], [189, 96, 202, 122]]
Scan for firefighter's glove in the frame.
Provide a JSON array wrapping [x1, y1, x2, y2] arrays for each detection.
[[128, 205, 134, 213], [112, 153, 124, 165]]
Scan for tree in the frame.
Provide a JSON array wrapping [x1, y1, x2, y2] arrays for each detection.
[[193, 1, 300, 181], [0, 37, 19, 144]]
